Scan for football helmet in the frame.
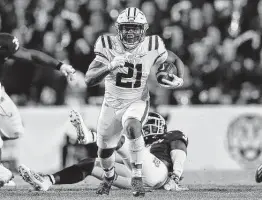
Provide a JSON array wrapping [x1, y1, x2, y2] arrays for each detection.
[[115, 7, 148, 49], [142, 112, 167, 144]]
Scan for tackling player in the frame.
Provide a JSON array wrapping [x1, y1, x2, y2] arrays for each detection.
[[0, 33, 75, 187], [18, 111, 188, 192], [85, 7, 184, 197]]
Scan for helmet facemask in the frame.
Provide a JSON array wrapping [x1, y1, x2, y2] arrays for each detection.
[[116, 23, 148, 49], [142, 112, 167, 145]]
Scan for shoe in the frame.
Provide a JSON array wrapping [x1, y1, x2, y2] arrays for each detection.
[[18, 164, 52, 191], [256, 163, 262, 183], [69, 110, 95, 144], [96, 173, 118, 195], [131, 177, 145, 197], [163, 175, 189, 191], [0, 164, 13, 188]]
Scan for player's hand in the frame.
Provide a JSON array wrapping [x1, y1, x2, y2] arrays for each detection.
[[60, 63, 76, 81], [108, 56, 125, 71], [161, 74, 183, 89]]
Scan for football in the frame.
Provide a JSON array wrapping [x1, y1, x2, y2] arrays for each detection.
[[156, 61, 177, 86]]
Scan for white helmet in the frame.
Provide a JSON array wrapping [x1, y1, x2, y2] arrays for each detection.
[[115, 7, 149, 49]]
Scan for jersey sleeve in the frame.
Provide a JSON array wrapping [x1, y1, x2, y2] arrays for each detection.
[[153, 35, 168, 65], [165, 130, 188, 147], [94, 36, 110, 65]]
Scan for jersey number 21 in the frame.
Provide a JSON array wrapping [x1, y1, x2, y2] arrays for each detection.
[[116, 62, 142, 88]]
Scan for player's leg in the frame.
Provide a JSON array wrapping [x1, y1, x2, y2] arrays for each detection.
[[0, 91, 24, 187], [69, 109, 96, 144], [0, 137, 13, 187], [18, 157, 97, 191], [122, 100, 149, 196], [0, 90, 24, 140], [142, 148, 169, 189], [92, 162, 131, 189], [96, 101, 122, 195]]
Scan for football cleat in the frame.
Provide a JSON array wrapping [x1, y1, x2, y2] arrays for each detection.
[[0, 164, 13, 188], [131, 177, 145, 197], [163, 175, 189, 191], [96, 172, 118, 195], [69, 110, 96, 144], [256, 163, 262, 183], [18, 164, 52, 191]]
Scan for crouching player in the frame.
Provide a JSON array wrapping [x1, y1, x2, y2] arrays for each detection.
[[18, 111, 188, 192]]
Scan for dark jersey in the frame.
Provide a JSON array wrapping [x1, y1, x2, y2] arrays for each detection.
[[149, 130, 188, 171]]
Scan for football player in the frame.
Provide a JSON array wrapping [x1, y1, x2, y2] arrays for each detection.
[[18, 111, 188, 192], [85, 7, 184, 196], [0, 33, 75, 187]]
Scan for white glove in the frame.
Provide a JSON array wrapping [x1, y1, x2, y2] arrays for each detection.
[[161, 74, 183, 89], [60, 64, 76, 81], [107, 56, 126, 71]]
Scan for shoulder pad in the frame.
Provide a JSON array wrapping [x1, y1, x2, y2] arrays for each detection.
[[166, 130, 188, 147], [94, 35, 113, 50], [146, 35, 165, 51]]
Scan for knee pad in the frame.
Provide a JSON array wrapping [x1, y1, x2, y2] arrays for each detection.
[[98, 148, 115, 159]]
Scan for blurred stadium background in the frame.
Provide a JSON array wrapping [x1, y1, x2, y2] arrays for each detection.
[[2, 0, 262, 198]]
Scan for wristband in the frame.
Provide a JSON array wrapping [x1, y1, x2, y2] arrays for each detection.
[[56, 62, 63, 70]]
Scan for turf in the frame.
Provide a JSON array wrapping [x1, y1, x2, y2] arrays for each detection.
[[0, 170, 261, 200]]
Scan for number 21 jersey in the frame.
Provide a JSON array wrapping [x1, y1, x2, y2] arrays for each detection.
[[94, 34, 167, 108]]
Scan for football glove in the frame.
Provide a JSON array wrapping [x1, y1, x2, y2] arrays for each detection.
[[107, 56, 125, 71], [161, 74, 183, 89]]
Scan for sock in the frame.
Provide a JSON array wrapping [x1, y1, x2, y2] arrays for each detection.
[[48, 175, 55, 184], [127, 135, 145, 165], [116, 136, 132, 170], [100, 153, 115, 179], [84, 130, 97, 144], [127, 135, 145, 177], [171, 149, 187, 178], [52, 158, 95, 184]]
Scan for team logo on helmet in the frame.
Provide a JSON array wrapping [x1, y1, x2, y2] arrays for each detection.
[[226, 114, 262, 169]]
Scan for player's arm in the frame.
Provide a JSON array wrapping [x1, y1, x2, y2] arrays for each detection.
[[85, 36, 125, 87], [169, 131, 188, 178], [13, 47, 75, 77], [163, 131, 188, 191], [153, 36, 184, 88], [166, 50, 184, 79], [85, 60, 111, 87]]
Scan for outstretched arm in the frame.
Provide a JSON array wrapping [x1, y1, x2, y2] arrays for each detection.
[[13, 47, 61, 69], [12, 47, 75, 77]]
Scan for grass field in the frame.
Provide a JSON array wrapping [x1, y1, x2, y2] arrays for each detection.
[[0, 170, 261, 200]]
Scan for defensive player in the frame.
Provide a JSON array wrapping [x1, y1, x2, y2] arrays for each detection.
[[18, 111, 188, 192], [85, 7, 184, 196], [0, 32, 75, 187]]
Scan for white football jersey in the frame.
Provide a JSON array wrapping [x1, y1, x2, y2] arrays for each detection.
[[94, 35, 168, 108]]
